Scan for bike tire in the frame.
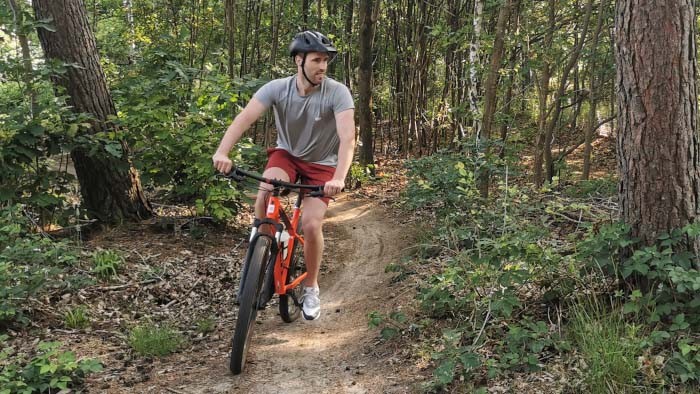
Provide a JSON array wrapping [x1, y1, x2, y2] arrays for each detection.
[[279, 236, 305, 323], [229, 235, 272, 374]]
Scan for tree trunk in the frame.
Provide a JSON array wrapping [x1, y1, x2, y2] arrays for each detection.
[[358, 0, 377, 167], [123, 0, 136, 63], [533, 0, 555, 187], [468, 0, 484, 139], [582, 0, 608, 180], [225, 0, 236, 79], [542, 0, 594, 183], [616, 0, 700, 253], [7, 0, 38, 118], [477, 0, 512, 198], [302, 0, 310, 29], [33, 0, 152, 223], [343, 0, 354, 89]]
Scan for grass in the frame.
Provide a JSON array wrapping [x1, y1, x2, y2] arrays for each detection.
[[195, 317, 216, 334], [569, 297, 642, 393], [92, 249, 124, 280], [64, 306, 90, 329], [128, 324, 184, 357]]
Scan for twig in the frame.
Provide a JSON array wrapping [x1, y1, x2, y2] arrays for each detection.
[[550, 211, 585, 224], [88, 278, 160, 292], [472, 298, 492, 349]]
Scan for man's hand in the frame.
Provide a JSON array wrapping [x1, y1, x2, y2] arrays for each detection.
[[212, 152, 233, 174], [324, 179, 345, 197]]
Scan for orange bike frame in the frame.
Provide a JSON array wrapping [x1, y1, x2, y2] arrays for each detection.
[[265, 195, 307, 296]]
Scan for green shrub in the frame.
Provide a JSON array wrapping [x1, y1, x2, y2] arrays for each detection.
[[345, 162, 371, 189], [578, 222, 700, 386], [0, 206, 81, 326], [564, 176, 618, 198], [0, 336, 103, 393], [114, 61, 266, 221], [129, 324, 184, 357]]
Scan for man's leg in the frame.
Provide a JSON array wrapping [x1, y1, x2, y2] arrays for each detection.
[[254, 167, 290, 220], [300, 196, 328, 288]]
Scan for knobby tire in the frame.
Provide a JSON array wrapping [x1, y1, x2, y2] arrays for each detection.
[[229, 235, 272, 374], [279, 237, 305, 323]]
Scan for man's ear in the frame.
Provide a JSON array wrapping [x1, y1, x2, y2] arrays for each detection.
[[295, 54, 303, 67]]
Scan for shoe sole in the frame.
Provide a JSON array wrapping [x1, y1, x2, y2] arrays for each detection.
[[302, 310, 321, 321]]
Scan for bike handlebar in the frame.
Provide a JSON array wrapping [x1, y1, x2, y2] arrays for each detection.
[[223, 167, 326, 197]]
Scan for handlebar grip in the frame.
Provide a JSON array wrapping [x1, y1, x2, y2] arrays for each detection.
[[308, 190, 325, 198], [224, 168, 245, 182]]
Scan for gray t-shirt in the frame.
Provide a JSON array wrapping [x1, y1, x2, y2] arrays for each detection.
[[253, 75, 354, 166]]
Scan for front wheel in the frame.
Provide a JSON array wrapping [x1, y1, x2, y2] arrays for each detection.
[[279, 237, 305, 323], [230, 235, 272, 374]]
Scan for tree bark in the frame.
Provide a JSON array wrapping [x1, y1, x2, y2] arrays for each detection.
[[468, 0, 484, 139], [33, 0, 152, 223], [358, 0, 377, 167], [582, 0, 608, 180], [303, 0, 310, 29], [533, 0, 555, 187], [616, 0, 700, 253], [542, 0, 594, 183], [477, 0, 513, 198], [343, 0, 354, 89]]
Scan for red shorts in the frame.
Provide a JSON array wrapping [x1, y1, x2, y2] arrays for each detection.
[[265, 148, 336, 205]]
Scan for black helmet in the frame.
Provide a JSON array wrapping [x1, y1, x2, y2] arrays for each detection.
[[289, 31, 337, 61]]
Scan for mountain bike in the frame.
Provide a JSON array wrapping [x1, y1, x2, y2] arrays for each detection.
[[224, 167, 324, 375]]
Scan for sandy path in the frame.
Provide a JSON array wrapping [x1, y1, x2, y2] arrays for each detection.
[[170, 196, 413, 394]]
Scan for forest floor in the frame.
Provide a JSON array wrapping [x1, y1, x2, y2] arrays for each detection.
[[7, 134, 619, 393], [26, 168, 425, 393]]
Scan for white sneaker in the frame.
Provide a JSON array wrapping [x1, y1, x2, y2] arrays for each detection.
[[300, 286, 321, 321]]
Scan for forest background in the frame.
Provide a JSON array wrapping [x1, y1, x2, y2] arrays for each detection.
[[2, 0, 700, 392]]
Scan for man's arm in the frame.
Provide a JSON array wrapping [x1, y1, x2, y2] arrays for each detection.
[[212, 98, 268, 174], [324, 108, 356, 196]]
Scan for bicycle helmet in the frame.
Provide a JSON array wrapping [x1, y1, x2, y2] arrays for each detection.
[[289, 31, 337, 60], [289, 31, 337, 87]]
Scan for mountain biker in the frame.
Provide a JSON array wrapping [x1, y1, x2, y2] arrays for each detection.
[[212, 31, 355, 321]]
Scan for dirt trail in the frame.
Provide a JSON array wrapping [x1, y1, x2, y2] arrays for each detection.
[[167, 196, 414, 393]]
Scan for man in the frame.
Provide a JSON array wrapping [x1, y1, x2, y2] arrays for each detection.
[[212, 31, 355, 321]]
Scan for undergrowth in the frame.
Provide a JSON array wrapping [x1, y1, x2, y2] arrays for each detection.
[[371, 150, 700, 392]]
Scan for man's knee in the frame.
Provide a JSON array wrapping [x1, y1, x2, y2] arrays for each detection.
[[302, 216, 323, 237]]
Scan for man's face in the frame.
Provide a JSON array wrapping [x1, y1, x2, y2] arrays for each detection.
[[297, 52, 329, 85]]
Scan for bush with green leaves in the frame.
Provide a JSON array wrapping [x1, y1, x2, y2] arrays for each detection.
[[113, 54, 267, 221], [129, 324, 184, 357], [0, 37, 98, 228], [387, 153, 581, 389], [0, 205, 82, 326], [578, 222, 700, 387], [0, 336, 103, 393]]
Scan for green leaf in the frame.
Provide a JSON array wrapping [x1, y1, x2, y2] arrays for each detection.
[[434, 359, 456, 385], [380, 327, 399, 339], [622, 302, 639, 315], [459, 351, 481, 369], [104, 143, 123, 158]]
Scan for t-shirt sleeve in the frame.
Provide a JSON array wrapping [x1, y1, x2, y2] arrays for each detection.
[[252, 80, 278, 108], [332, 84, 355, 114]]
